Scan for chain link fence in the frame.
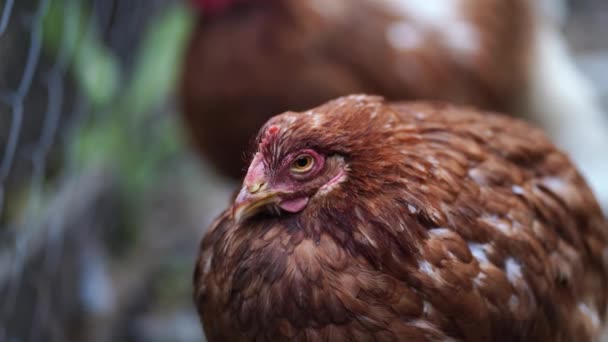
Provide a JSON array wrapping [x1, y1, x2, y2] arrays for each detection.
[[0, 0, 233, 341]]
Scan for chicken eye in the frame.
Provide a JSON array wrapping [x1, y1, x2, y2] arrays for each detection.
[[291, 155, 314, 173]]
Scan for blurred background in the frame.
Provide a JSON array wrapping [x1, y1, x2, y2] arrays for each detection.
[[0, 0, 606, 341]]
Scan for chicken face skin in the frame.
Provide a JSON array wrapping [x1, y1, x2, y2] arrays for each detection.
[[233, 139, 348, 222]]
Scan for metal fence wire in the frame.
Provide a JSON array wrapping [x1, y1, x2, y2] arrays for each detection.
[[1, 0, 78, 339], [0, 0, 200, 341]]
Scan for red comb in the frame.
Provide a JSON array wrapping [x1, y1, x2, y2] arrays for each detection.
[[259, 125, 279, 151]]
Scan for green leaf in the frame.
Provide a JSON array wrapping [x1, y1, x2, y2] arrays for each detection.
[[42, 0, 119, 107], [119, 4, 195, 118]]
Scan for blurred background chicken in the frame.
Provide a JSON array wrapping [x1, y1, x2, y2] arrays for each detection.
[[181, 0, 608, 212]]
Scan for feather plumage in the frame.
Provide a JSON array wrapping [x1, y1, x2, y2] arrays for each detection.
[[194, 95, 608, 341]]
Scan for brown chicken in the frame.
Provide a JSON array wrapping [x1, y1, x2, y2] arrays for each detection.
[[182, 0, 532, 179], [194, 95, 608, 341]]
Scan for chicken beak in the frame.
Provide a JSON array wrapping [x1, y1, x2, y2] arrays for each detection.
[[233, 152, 278, 223], [233, 182, 277, 223]]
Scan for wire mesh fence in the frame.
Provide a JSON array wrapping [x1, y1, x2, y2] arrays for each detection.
[[0, 0, 607, 341], [0, 0, 225, 341], [1, 0, 78, 338]]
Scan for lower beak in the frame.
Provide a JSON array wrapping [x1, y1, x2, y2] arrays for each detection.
[[233, 186, 278, 223]]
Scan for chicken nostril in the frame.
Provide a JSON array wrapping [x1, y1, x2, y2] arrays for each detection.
[[248, 181, 265, 194]]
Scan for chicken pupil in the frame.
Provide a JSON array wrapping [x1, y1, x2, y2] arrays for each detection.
[[295, 157, 309, 168]]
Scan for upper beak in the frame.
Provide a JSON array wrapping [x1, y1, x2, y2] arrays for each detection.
[[233, 181, 278, 223]]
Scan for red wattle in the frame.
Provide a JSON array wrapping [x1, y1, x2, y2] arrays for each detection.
[[279, 197, 309, 213]]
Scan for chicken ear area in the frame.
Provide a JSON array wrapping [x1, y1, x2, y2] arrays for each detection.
[[279, 197, 309, 213]]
